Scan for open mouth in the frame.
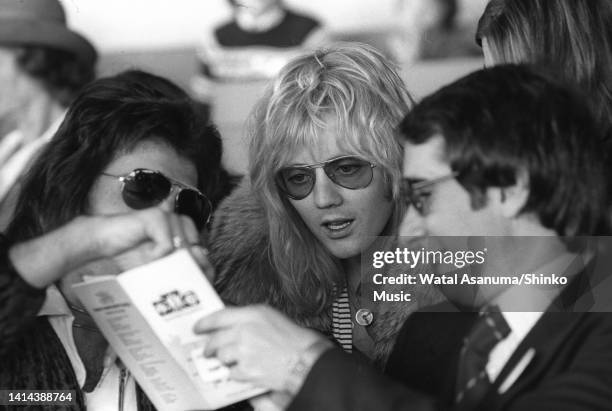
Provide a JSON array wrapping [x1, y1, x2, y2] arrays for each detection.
[[322, 219, 354, 231]]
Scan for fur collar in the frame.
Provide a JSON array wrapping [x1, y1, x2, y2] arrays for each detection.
[[209, 180, 442, 365]]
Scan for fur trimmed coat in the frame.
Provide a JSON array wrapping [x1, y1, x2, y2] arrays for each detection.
[[209, 180, 443, 366]]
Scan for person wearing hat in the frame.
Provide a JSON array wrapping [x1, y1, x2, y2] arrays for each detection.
[[0, 0, 97, 229]]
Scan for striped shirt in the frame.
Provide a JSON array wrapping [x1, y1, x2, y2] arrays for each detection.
[[331, 286, 353, 352]]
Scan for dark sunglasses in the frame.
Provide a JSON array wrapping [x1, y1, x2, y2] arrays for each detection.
[[401, 173, 457, 215], [102, 168, 212, 230], [276, 155, 376, 200]]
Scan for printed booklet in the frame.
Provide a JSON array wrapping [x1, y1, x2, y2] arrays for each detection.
[[73, 249, 266, 410]]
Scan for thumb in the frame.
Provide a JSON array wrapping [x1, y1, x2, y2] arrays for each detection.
[[190, 245, 215, 283]]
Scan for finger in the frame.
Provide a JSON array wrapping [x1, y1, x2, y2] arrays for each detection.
[[193, 307, 252, 334], [190, 245, 215, 282], [113, 243, 158, 271], [168, 212, 189, 250], [216, 345, 239, 367], [96, 208, 173, 259], [178, 215, 200, 246], [228, 365, 249, 382], [249, 392, 292, 410], [203, 328, 238, 357], [177, 214, 215, 279], [137, 208, 175, 258]]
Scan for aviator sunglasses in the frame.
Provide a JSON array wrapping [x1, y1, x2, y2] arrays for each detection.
[[101, 168, 212, 230], [276, 155, 376, 200]]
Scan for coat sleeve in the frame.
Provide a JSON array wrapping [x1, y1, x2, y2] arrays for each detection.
[[287, 348, 440, 411], [0, 234, 46, 357]]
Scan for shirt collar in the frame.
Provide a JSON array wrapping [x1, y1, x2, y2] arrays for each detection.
[[500, 311, 543, 336], [37, 285, 73, 318], [37, 284, 121, 387]]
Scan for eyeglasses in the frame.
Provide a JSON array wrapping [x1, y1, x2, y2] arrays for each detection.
[[401, 173, 457, 215], [276, 155, 376, 200], [101, 168, 212, 230]]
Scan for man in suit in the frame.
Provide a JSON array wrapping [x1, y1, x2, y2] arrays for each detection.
[[195, 64, 612, 410]]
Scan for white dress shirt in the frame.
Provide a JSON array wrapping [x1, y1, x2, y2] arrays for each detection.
[[486, 311, 542, 383], [486, 251, 584, 389]]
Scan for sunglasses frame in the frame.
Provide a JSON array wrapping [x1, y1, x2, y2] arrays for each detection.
[[101, 168, 213, 228], [276, 155, 377, 200], [401, 172, 458, 215]]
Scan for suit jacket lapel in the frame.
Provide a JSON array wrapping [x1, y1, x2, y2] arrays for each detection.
[[385, 301, 477, 400], [482, 264, 595, 409]]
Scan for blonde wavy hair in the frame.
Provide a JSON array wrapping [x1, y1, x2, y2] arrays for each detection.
[[248, 43, 412, 315]]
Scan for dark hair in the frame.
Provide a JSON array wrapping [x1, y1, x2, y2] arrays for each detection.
[[16, 46, 95, 106], [399, 64, 611, 237], [7, 70, 232, 242], [476, 0, 612, 129]]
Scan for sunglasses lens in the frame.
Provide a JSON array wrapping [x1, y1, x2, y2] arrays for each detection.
[[176, 189, 211, 230], [277, 168, 315, 200], [325, 157, 373, 189], [122, 171, 171, 209]]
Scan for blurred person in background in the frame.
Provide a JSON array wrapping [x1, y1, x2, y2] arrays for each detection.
[[1, 70, 228, 410], [191, 0, 328, 105], [389, 0, 481, 64], [476, 0, 612, 133], [0, 0, 97, 227]]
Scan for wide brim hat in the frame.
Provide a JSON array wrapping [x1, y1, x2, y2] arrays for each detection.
[[0, 0, 97, 65]]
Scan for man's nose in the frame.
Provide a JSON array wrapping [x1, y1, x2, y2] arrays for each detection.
[[312, 169, 342, 209]]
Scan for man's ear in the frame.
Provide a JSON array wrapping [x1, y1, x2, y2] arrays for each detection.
[[488, 171, 529, 218]]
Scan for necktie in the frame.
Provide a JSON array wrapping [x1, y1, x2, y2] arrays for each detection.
[[454, 305, 511, 410]]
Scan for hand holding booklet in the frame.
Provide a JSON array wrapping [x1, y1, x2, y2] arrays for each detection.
[[72, 249, 266, 411]]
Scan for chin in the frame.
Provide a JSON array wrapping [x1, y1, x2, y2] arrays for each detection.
[[326, 241, 364, 260]]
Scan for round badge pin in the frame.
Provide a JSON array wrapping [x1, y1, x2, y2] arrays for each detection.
[[355, 308, 374, 326]]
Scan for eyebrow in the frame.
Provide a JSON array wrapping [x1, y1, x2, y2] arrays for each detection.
[[403, 177, 450, 192], [284, 155, 362, 168], [403, 172, 459, 191]]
